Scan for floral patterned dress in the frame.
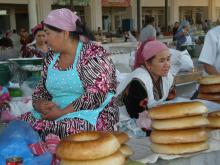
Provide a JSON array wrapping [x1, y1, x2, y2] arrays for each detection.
[[20, 41, 119, 140]]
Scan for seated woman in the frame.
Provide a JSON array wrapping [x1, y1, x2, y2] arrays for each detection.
[[21, 23, 50, 58], [175, 20, 192, 50], [19, 8, 118, 140], [116, 40, 176, 136]]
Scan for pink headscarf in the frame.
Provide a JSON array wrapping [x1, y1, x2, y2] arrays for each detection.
[[44, 8, 80, 31], [31, 23, 44, 36], [134, 40, 168, 69]]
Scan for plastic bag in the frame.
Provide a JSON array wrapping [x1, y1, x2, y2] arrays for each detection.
[[179, 50, 194, 71], [0, 120, 52, 165], [0, 120, 40, 144], [169, 49, 182, 75], [24, 152, 52, 165]]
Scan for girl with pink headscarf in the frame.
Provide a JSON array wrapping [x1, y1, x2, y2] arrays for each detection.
[[21, 23, 50, 58], [116, 40, 176, 137], [18, 8, 118, 140]]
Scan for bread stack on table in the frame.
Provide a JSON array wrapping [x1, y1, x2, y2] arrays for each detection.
[[198, 75, 220, 104], [148, 101, 210, 155], [56, 131, 133, 165]]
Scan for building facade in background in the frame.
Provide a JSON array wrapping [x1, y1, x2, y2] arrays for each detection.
[[0, 0, 220, 34]]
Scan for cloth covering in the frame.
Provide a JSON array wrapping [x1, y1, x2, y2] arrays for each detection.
[[199, 26, 220, 73]]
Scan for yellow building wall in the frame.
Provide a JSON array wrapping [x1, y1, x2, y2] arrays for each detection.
[[175, 0, 208, 6], [141, 0, 165, 7], [0, 0, 28, 4]]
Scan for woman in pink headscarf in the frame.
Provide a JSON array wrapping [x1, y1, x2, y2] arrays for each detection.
[[19, 8, 118, 140], [21, 23, 50, 58], [116, 40, 176, 137]]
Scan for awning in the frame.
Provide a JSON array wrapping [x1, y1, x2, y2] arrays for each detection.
[[53, 0, 89, 6], [102, 0, 131, 7]]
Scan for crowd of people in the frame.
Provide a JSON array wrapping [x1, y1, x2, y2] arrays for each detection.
[[0, 23, 50, 60]]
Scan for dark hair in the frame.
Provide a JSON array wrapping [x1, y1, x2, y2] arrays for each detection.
[[0, 37, 13, 47], [145, 16, 155, 26], [33, 28, 44, 37], [123, 80, 147, 119], [44, 19, 95, 41], [20, 27, 28, 33]]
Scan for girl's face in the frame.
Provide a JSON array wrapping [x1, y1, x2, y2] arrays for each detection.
[[35, 30, 47, 45], [44, 27, 65, 52], [184, 24, 190, 32], [145, 50, 171, 77]]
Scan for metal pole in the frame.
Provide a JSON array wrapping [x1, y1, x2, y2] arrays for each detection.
[[137, 0, 140, 32], [165, 0, 168, 31], [70, 0, 74, 11]]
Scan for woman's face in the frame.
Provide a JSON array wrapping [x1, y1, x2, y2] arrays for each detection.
[[44, 27, 65, 52], [35, 30, 47, 45], [184, 24, 190, 32], [145, 50, 170, 77]]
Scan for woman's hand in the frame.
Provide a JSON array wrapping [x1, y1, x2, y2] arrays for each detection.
[[35, 100, 57, 115], [41, 106, 64, 120]]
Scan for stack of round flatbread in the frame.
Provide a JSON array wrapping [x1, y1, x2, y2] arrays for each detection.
[[198, 75, 220, 104], [148, 101, 209, 155], [56, 131, 133, 165]]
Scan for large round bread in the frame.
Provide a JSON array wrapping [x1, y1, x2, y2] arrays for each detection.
[[198, 93, 220, 101], [60, 151, 125, 165], [199, 75, 220, 85], [150, 128, 208, 144], [112, 131, 129, 144], [151, 115, 209, 130], [148, 101, 208, 120], [208, 116, 220, 128], [199, 84, 220, 93], [56, 131, 120, 160], [150, 141, 209, 155], [119, 144, 134, 157]]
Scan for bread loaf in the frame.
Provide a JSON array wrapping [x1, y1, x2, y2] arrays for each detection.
[[150, 128, 208, 144], [198, 93, 220, 101], [150, 141, 209, 155], [199, 84, 220, 93], [199, 75, 220, 85], [151, 115, 209, 130], [149, 101, 208, 120]]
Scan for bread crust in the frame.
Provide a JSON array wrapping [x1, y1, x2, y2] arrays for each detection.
[[60, 151, 125, 165], [119, 144, 134, 157], [199, 75, 220, 85], [208, 110, 220, 117], [150, 141, 209, 155], [148, 101, 208, 120], [150, 128, 208, 144], [112, 131, 129, 144], [208, 116, 220, 128], [199, 84, 220, 93], [198, 93, 220, 101], [56, 131, 121, 160], [151, 115, 209, 130]]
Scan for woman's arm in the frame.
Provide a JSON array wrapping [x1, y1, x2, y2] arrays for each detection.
[[203, 62, 220, 75], [166, 81, 176, 100], [32, 52, 53, 112]]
